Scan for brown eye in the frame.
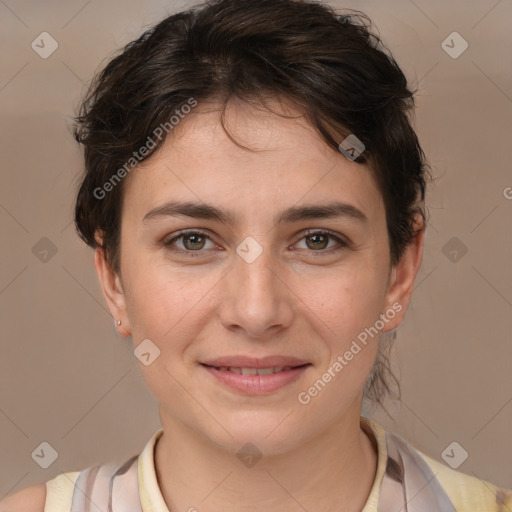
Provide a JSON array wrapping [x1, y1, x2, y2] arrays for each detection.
[[164, 230, 215, 252], [295, 230, 349, 254], [182, 233, 206, 250], [305, 232, 330, 250]]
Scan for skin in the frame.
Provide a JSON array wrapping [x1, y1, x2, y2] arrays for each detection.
[[94, 97, 424, 512]]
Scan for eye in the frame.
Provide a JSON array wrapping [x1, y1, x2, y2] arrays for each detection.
[[163, 229, 349, 256], [294, 230, 348, 254], [164, 230, 216, 253]]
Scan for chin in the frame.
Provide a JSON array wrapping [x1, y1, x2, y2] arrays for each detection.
[[200, 410, 309, 457]]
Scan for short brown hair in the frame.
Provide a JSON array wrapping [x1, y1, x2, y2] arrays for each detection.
[[73, 0, 429, 405]]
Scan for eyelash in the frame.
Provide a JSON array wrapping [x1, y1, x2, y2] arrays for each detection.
[[163, 229, 349, 257]]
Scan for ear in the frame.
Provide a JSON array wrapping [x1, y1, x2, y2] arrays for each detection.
[[382, 214, 425, 331], [94, 233, 131, 337]]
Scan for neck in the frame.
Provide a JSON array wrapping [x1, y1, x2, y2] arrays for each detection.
[[154, 406, 378, 512]]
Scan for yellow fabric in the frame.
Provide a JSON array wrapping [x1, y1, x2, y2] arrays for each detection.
[[138, 428, 169, 511], [44, 471, 80, 512], [361, 417, 388, 511], [420, 450, 512, 512], [42, 419, 512, 511]]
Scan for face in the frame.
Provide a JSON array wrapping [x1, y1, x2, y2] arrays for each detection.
[[95, 98, 423, 455]]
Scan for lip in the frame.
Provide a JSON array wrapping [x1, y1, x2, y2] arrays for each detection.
[[200, 356, 311, 394], [201, 355, 309, 368]]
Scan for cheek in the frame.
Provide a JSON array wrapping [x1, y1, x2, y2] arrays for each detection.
[[123, 264, 208, 396], [298, 263, 388, 341], [294, 269, 386, 412], [124, 255, 224, 347]]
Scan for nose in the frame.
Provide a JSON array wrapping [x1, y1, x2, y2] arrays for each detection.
[[218, 243, 294, 339]]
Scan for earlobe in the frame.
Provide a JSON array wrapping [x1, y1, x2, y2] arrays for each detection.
[[93, 242, 132, 337], [382, 215, 425, 331]]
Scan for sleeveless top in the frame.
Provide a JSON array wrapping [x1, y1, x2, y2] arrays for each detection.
[[43, 417, 512, 511]]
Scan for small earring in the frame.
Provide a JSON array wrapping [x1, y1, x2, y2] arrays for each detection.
[[116, 320, 121, 326]]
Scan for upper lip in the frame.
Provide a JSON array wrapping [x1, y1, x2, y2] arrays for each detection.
[[201, 355, 310, 368]]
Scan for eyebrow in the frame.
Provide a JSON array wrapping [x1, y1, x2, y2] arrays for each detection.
[[142, 200, 368, 226]]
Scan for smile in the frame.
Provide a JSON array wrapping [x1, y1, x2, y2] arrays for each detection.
[[207, 365, 295, 375], [200, 363, 311, 394]]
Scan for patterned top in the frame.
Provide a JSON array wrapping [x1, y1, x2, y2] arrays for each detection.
[[43, 417, 512, 511]]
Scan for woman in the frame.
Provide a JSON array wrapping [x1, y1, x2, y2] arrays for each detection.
[[3, 0, 510, 510]]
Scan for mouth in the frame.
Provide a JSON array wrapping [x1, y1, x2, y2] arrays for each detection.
[[202, 364, 304, 375], [199, 359, 312, 394]]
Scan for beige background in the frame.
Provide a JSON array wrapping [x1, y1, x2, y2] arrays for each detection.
[[1, 0, 511, 499]]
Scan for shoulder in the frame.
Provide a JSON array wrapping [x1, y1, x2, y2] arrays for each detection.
[[416, 447, 512, 511], [365, 419, 512, 512], [0, 484, 46, 512], [0, 471, 81, 512], [0, 436, 155, 512]]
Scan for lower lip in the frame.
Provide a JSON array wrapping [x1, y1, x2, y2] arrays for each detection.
[[201, 364, 311, 394]]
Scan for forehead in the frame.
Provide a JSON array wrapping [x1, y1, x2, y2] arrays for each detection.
[[122, 99, 384, 225]]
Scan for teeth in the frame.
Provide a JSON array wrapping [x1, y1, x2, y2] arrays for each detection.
[[256, 367, 275, 375], [214, 366, 296, 375]]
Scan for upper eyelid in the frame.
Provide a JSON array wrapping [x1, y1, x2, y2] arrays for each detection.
[[164, 229, 216, 245]]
